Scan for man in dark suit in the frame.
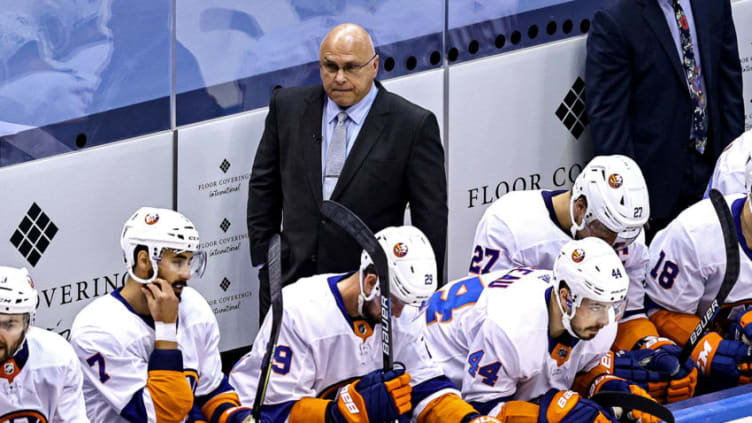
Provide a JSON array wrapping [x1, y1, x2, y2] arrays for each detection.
[[586, 0, 744, 242], [248, 23, 447, 321]]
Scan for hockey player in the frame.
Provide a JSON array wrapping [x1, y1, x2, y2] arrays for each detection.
[[230, 226, 500, 423], [70, 207, 252, 423], [646, 156, 752, 391], [704, 129, 752, 197], [423, 238, 661, 422], [0, 266, 89, 422], [470, 155, 696, 403]]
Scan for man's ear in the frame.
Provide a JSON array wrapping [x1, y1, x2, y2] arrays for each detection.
[[363, 273, 379, 296], [135, 249, 154, 277]]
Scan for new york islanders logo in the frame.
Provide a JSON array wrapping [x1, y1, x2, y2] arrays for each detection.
[[144, 213, 159, 225], [0, 410, 47, 423], [571, 248, 585, 263], [608, 173, 623, 188], [393, 243, 408, 257]]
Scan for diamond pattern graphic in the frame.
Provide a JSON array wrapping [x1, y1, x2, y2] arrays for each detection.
[[10, 203, 58, 267], [219, 159, 231, 174], [556, 77, 588, 139], [220, 277, 231, 292], [220, 218, 231, 233]]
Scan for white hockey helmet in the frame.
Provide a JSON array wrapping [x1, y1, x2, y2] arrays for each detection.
[[553, 237, 629, 339], [121, 207, 206, 284], [0, 266, 37, 317], [570, 155, 650, 246], [358, 226, 437, 312]]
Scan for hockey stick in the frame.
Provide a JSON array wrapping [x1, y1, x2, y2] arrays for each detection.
[[678, 189, 740, 362], [252, 233, 283, 420], [320, 200, 393, 370], [591, 391, 674, 423]]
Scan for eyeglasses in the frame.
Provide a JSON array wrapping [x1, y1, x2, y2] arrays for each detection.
[[320, 53, 377, 76]]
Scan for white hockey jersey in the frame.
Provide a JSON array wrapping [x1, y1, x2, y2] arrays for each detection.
[[646, 193, 752, 320], [705, 130, 752, 197], [0, 327, 88, 422], [70, 286, 226, 423], [229, 273, 457, 422], [421, 269, 616, 414], [471, 190, 649, 320]]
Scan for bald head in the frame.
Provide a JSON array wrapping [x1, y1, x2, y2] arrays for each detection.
[[320, 24, 375, 58], [319, 24, 379, 107]]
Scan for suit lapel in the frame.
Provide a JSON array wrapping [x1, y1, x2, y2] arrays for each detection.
[[639, 0, 689, 96], [301, 87, 325, 204], [330, 84, 388, 200]]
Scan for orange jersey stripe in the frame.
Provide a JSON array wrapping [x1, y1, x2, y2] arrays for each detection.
[[146, 369, 194, 423]]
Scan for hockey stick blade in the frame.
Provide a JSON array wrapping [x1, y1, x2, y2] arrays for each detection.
[[320, 200, 394, 370], [679, 189, 740, 361], [252, 233, 283, 420], [591, 391, 674, 423]]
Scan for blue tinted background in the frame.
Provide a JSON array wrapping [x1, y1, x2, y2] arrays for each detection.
[[1, 0, 601, 167]]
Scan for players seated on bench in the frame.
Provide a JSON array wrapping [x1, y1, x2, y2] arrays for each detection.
[[470, 155, 697, 403], [71, 207, 252, 423], [230, 226, 500, 423], [422, 238, 662, 423], [647, 155, 752, 392]]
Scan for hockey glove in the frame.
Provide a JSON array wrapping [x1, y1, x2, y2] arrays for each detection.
[[539, 389, 618, 423], [730, 309, 752, 345], [691, 332, 752, 390], [614, 338, 698, 403], [592, 375, 662, 423], [329, 368, 412, 423]]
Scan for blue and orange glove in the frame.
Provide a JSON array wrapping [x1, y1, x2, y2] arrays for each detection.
[[692, 331, 752, 390], [329, 368, 412, 423], [539, 389, 618, 423], [592, 375, 662, 423], [730, 309, 752, 346], [613, 338, 698, 403]]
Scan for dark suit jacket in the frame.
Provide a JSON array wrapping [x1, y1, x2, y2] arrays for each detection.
[[586, 0, 744, 221], [247, 81, 448, 287]]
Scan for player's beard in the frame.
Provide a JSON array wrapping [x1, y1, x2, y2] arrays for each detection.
[[572, 323, 603, 340], [0, 335, 25, 363], [171, 280, 188, 300]]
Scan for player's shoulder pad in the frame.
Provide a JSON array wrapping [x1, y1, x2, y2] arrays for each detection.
[[26, 326, 79, 367], [178, 286, 217, 326]]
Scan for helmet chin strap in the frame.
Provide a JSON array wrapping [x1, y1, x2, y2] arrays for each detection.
[[554, 286, 582, 339], [357, 270, 379, 317], [127, 257, 160, 284], [569, 199, 586, 239]]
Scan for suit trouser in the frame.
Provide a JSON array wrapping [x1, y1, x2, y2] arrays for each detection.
[[646, 149, 714, 244], [258, 264, 270, 327]]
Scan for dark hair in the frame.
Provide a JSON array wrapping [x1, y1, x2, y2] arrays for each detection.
[[362, 263, 376, 278]]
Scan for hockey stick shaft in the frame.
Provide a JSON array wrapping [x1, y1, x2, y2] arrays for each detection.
[[320, 200, 393, 370], [252, 233, 283, 420], [679, 189, 740, 361], [591, 391, 674, 423]]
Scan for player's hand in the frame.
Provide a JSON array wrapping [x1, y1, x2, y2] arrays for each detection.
[[539, 389, 618, 423], [614, 338, 698, 403], [141, 278, 179, 323], [596, 377, 662, 423], [730, 309, 752, 345], [692, 332, 752, 390], [330, 368, 412, 423]]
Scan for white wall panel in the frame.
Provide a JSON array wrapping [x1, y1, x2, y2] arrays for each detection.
[[446, 36, 592, 280], [383, 68, 445, 140], [177, 109, 267, 351], [733, 0, 752, 130], [0, 132, 173, 340]]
